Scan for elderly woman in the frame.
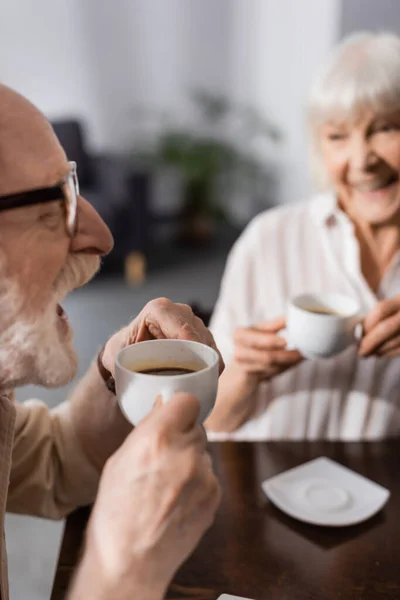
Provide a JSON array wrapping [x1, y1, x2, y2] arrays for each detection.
[[207, 31, 400, 440]]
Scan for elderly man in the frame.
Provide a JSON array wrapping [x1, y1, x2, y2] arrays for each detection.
[[0, 83, 222, 600]]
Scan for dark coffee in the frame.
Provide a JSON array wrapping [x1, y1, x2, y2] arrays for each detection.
[[128, 359, 207, 376], [138, 367, 197, 376], [305, 307, 341, 316]]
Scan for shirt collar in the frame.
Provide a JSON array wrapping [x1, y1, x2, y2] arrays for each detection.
[[309, 191, 352, 228], [309, 191, 339, 226]]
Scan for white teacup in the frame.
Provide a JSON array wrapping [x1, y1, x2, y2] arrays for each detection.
[[286, 293, 362, 359], [115, 339, 219, 426]]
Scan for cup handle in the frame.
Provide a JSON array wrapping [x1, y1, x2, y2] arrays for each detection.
[[354, 313, 367, 343], [160, 388, 174, 405], [278, 328, 296, 351]]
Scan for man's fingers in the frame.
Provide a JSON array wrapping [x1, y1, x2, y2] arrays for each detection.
[[363, 300, 400, 334], [176, 322, 203, 343], [182, 423, 208, 453], [153, 395, 163, 409], [203, 326, 225, 375], [134, 392, 200, 442], [141, 298, 192, 340], [153, 392, 201, 433], [178, 464, 221, 534], [139, 299, 224, 371], [147, 300, 203, 342], [178, 320, 224, 374]]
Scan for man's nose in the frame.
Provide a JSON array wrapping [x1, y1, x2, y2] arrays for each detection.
[[70, 196, 114, 255]]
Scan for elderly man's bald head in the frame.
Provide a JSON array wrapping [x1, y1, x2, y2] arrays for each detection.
[[0, 84, 114, 390], [0, 84, 67, 196]]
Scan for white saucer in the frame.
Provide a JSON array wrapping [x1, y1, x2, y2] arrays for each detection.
[[261, 457, 390, 527]]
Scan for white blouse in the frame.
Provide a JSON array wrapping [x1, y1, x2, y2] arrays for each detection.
[[210, 193, 400, 440]]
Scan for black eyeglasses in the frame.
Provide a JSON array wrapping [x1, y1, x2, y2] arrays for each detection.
[[0, 161, 79, 237]]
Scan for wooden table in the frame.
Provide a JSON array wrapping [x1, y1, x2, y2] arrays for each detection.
[[51, 441, 400, 600]]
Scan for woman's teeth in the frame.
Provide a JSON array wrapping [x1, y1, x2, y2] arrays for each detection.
[[353, 176, 398, 192]]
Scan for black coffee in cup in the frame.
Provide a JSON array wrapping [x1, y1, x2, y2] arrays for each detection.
[[138, 366, 198, 376], [305, 307, 342, 316], [128, 361, 207, 376]]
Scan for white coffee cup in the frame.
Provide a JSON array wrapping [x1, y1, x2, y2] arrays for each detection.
[[115, 339, 219, 426], [286, 293, 362, 359]]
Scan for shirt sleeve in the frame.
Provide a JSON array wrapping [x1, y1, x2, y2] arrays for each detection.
[[5, 356, 131, 520], [210, 220, 260, 364], [6, 396, 100, 519]]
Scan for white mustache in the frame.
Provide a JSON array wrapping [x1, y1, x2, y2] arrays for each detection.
[[53, 254, 101, 300]]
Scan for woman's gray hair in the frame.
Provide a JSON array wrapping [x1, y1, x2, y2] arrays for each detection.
[[308, 31, 400, 189]]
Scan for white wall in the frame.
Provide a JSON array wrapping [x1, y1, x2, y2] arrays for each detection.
[[229, 0, 341, 207], [340, 0, 400, 38], [83, 0, 341, 207], [0, 0, 106, 146], [77, 0, 236, 150], [0, 0, 341, 212]]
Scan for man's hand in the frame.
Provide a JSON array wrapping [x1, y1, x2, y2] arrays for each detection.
[[233, 316, 303, 379], [102, 297, 224, 375], [359, 296, 400, 357], [69, 393, 221, 600], [71, 298, 223, 473]]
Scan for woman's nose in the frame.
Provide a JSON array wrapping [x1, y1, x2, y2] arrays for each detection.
[[349, 136, 378, 171], [70, 196, 114, 255]]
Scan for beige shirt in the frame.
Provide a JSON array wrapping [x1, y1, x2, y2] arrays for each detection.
[[0, 360, 116, 600], [210, 193, 400, 441]]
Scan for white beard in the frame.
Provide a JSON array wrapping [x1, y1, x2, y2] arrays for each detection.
[[0, 305, 77, 388], [0, 254, 99, 390]]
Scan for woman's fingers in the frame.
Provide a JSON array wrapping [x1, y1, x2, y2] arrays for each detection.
[[234, 328, 286, 351], [363, 299, 400, 333], [359, 311, 400, 356], [235, 345, 302, 370], [376, 335, 400, 357], [256, 315, 287, 333]]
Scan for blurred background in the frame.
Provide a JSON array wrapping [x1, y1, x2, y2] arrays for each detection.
[[1, 0, 400, 597]]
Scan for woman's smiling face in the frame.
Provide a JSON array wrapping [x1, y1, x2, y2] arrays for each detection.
[[319, 108, 400, 224]]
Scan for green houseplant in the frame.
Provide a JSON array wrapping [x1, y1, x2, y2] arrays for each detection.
[[131, 89, 281, 245]]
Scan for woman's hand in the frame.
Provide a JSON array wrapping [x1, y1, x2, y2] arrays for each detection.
[[359, 296, 400, 358], [206, 316, 303, 433], [232, 316, 303, 379]]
